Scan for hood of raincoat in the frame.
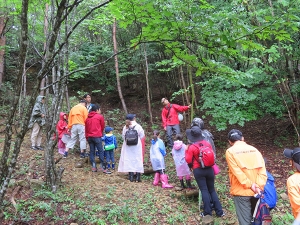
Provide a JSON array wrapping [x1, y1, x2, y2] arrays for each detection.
[[36, 95, 45, 103], [59, 112, 67, 121], [173, 140, 183, 150]]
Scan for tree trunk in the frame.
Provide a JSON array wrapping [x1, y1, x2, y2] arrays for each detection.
[[143, 44, 153, 125], [40, 3, 49, 95], [0, 15, 7, 88], [113, 18, 127, 113], [0, 0, 30, 205]]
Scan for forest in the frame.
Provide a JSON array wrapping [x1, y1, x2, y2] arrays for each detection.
[[0, 0, 299, 224]]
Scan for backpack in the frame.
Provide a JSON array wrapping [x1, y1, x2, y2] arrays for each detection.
[[251, 194, 272, 225], [125, 126, 138, 145], [264, 171, 277, 209], [194, 141, 215, 168]]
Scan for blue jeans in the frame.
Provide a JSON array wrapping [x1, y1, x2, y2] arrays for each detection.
[[104, 150, 115, 167], [193, 167, 223, 216], [166, 124, 180, 148], [87, 137, 104, 168]]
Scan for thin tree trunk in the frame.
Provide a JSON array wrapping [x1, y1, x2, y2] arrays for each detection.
[[143, 44, 153, 125], [113, 18, 127, 113], [0, 0, 30, 205], [0, 15, 7, 88], [40, 3, 49, 95]]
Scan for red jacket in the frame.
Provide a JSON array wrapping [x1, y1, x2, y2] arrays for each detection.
[[56, 112, 68, 139], [161, 103, 189, 128], [85, 111, 105, 138], [185, 140, 212, 170]]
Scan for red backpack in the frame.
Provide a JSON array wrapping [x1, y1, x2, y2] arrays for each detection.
[[193, 140, 215, 168]]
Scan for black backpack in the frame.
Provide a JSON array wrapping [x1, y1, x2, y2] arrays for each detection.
[[125, 126, 138, 145]]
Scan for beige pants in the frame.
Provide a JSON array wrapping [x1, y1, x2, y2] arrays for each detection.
[[31, 122, 43, 147]]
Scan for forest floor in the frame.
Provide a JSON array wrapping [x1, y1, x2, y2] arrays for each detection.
[[0, 112, 297, 225]]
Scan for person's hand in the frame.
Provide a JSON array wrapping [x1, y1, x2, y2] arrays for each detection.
[[188, 104, 192, 109], [164, 127, 166, 131], [41, 114, 45, 118], [251, 183, 262, 195]]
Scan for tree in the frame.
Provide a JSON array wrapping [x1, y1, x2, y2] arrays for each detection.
[[0, 0, 113, 206]]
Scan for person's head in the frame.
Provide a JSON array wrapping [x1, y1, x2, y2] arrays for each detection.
[[191, 117, 204, 129], [63, 114, 67, 120], [91, 104, 100, 113], [283, 147, 300, 171], [105, 126, 114, 134], [125, 114, 136, 128], [37, 96, 46, 103], [79, 99, 87, 107], [161, 97, 169, 106], [126, 114, 136, 121], [227, 129, 244, 144], [175, 133, 183, 141], [83, 94, 91, 103], [186, 126, 204, 143], [152, 130, 160, 141]]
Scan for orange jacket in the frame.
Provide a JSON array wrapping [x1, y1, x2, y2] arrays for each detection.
[[68, 104, 88, 129], [225, 141, 267, 196], [287, 172, 300, 218]]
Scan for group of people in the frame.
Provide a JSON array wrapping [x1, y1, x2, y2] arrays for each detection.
[[28, 95, 300, 223]]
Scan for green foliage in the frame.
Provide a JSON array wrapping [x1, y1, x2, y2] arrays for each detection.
[[199, 68, 284, 130]]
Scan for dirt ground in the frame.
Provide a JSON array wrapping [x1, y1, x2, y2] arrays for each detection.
[[0, 114, 297, 224]]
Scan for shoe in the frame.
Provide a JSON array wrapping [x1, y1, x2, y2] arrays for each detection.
[[36, 146, 44, 150], [31, 146, 38, 150], [186, 179, 196, 189], [135, 173, 141, 182], [106, 169, 112, 174], [218, 212, 225, 217], [160, 174, 173, 188], [180, 179, 186, 189], [80, 152, 85, 158], [200, 212, 205, 218], [92, 167, 97, 172], [102, 169, 111, 174], [63, 152, 68, 158], [129, 172, 134, 182]]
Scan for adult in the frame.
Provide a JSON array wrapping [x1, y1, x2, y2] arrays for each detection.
[[29, 95, 46, 150], [64, 99, 88, 158], [283, 147, 300, 220], [225, 129, 267, 225], [161, 97, 191, 148], [83, 93, 94, 112], [185, 126, 224, 217], [118, 114, 145, 182], [191, 117, 216, 157], [85, 104, 108, 173]]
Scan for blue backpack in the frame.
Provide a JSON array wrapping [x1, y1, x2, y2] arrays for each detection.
[[264, 171, 277, 209]]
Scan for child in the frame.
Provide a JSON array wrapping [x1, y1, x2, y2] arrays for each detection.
[[56, 112, 69, 155], [283, 147, 300, 220], [150, 130, 173, 189], [172, 134, 194, 189], [103, 126, 118, 172]]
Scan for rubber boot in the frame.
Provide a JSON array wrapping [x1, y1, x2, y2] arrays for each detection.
[[180, 179, 186, 189], [129, 172, 134, 182], [160, 174, 173, 189], [136, 173, 141, 182], [152, 172, 160, 186], [186, 179, 196, 189]]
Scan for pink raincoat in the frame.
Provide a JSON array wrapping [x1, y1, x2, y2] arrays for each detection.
[[172, 140, 191, 177]]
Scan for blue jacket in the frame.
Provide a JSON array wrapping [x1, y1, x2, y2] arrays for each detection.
[[102, 134, 118, 149]]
